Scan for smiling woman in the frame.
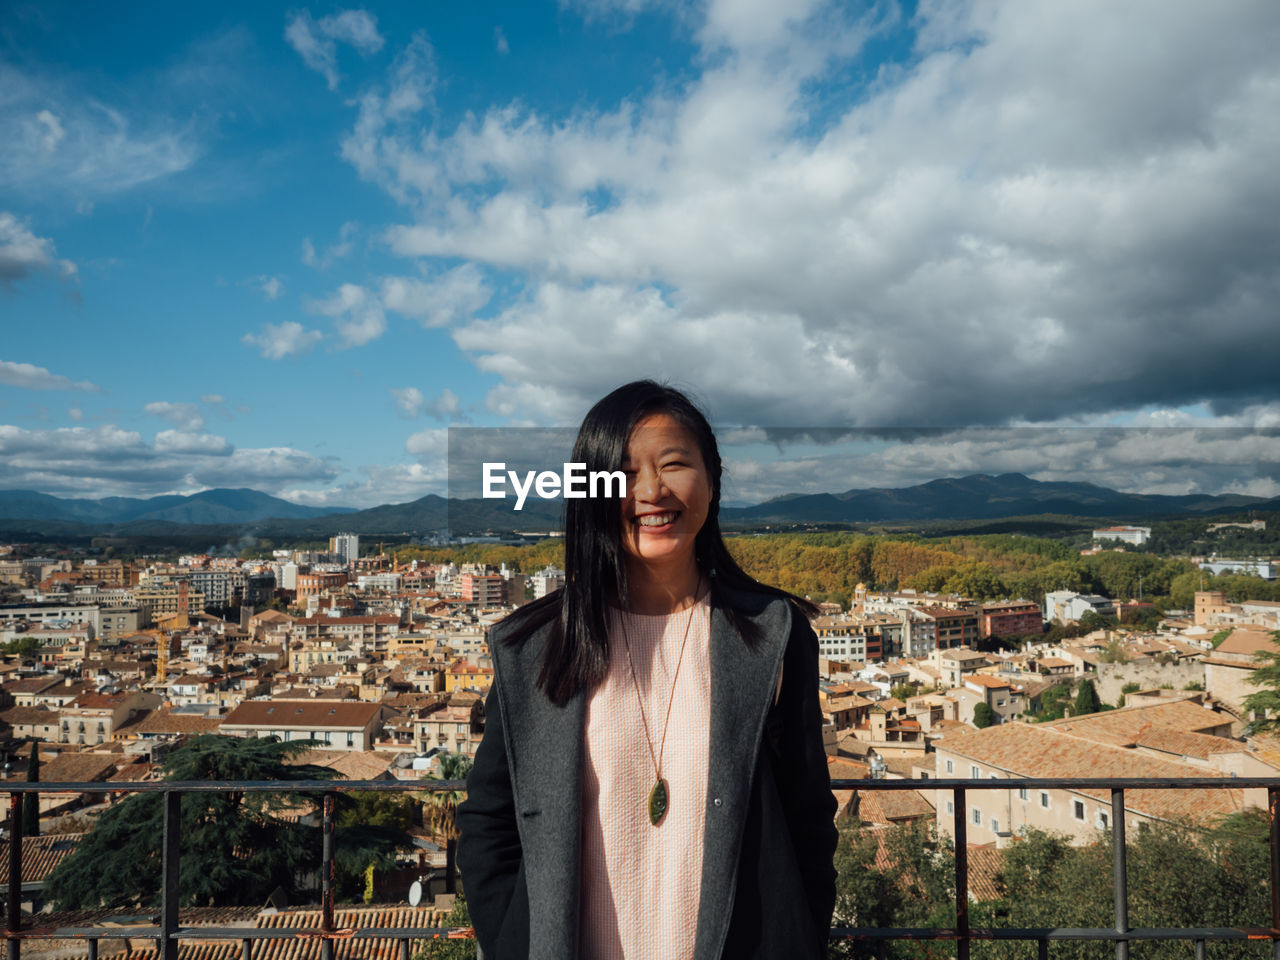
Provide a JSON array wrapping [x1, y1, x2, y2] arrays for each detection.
[[457, 380, 838, 960]]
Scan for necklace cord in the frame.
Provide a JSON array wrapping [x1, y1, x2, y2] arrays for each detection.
[[619, 578, 704, 782]]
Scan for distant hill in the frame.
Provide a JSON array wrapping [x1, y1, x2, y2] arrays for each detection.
[[0, 474, 1271, 539], [720, 472, 1264, 523], [0, 488, 356, 526]]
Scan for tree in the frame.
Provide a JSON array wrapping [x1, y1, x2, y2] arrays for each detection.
[[421, 752, 474, 895], [42, 734, 409, 909], [1242, 632, 1280, 732], [414, 894, 475, 960], [23, 743, 40, 837], [972, 702, 996, 728], [1072, 679, 1101, 716]]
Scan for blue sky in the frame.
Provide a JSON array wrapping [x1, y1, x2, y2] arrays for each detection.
[[3, 1, 1279, 508]]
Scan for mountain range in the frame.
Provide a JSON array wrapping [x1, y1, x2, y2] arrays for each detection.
[[0, 474, 1273, 538]]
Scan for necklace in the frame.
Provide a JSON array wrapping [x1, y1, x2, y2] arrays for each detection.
[[619, 580, 704, 827]]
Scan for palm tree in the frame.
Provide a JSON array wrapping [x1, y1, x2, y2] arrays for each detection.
[[420, 752, 474, 895]]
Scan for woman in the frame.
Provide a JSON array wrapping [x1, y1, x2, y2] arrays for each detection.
[[456, 381, 837, 960]]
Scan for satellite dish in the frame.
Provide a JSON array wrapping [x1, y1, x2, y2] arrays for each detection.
[[408, 880, 423, 907]]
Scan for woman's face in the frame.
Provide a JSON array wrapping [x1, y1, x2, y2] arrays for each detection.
[[618, 412, 714, 575]]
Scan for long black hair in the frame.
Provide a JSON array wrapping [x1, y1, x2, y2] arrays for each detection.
[[500, 379, 818, 706]]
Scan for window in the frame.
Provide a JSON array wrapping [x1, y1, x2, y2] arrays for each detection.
[[971, 765, 981, 778], [1040, 792, 1050, 808], [1018, 787, 1029, 801], [1097, 811, 1109, 830], [945, 759, 954, 774], [946, 800, 954, 815], [972, 807, 982, 825], [919, 772, 930, 780], [991, 818, 1000, 833], [1073, 800, 1086, 821]]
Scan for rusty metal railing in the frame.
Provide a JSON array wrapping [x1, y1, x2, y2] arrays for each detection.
[[5, 777, 1280, 960]]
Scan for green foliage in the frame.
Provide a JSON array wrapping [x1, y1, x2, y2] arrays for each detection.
[[890, 683, 919, 702], [1210, 629, 1232, 649], [1242, 632, 1280, 730], [1184, 680, 1205, 691], [332, 791, 420, 902], [1029, 682, 1072, 722], [42, 735, 412, 910], [829, 821, 955, 959], [413, 894, 475, 960], [421, 752, 475, 895], [973, 701, 996, 728], [1072, 679, 1101, 716], [2, 635, 42, 657]]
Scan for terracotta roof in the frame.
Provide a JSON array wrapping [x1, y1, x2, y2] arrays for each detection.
[[1216, 627, 1279, 659], [1043, 698, 1231, 745], [856, 787, 935, 825], [222, 700, 381, 729], [285, 749, 394, 781], [939, 723, 1245, 823], [0, 834, 83, 883], [0, 705, 60, 725], [966, 675, 1014, 689], [134, 707, 224, 735], [966, 843, 1003, 901], [39, 752, 118, 784]]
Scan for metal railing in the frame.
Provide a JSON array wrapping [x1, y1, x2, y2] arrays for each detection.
[[4, 777, 1280, 960]]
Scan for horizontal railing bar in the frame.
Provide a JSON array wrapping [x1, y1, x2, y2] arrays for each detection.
[[12, 925, 1277, 943], [6, 776, 1280, 793], [828, 928, 1280, 941]]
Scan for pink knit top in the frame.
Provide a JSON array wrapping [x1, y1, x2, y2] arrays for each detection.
[[579, 593, 713, 960]]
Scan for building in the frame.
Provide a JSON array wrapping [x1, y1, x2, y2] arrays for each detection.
[[1092, 526, 1152, 546], [459, 573, 504, 606], [1199, 559, 1277, 580], [296, 570, 349, 601], [59, 691, 163, 745], [331, 533, 360, 566], [531, 566, 565, 599], [1044, 591, 1115, 624], [934, 698, 1252, 848], [220, 699, 383, 750], [979, 601, 1043, 639]]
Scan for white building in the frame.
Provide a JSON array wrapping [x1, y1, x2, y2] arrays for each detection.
[[1200, 559, 1277, 580], [333, 533, 360, 566], [1092, 525, 1152, 546]]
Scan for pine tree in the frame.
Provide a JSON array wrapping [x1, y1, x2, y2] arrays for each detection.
[[1073, 679, 1101, 716]]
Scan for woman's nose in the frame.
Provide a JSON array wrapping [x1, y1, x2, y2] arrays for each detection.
[[633, 466, 663, 501]]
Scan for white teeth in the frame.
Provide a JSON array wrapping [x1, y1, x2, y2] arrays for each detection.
[[637, 513, 677, 526]]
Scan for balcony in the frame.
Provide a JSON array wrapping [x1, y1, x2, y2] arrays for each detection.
[[3, 777, 1280, 959]]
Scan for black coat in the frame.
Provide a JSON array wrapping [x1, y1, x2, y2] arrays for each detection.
[[456, 585, 838, 960]]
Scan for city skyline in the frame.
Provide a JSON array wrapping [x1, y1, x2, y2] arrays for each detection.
[[3, 1, 1279, 508]]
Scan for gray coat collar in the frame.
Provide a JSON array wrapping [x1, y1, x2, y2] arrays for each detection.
[[490, 586, 793, 960]]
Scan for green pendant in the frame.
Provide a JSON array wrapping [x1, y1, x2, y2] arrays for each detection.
[[648, 778, 669, 826]]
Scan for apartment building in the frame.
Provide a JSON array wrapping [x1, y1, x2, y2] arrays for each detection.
[[220, 699, 383, 751]]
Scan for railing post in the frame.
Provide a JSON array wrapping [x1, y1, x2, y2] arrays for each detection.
[[953, 786, 969, 960], [321, 791, 335, 960], [160, 790, 180, 960], [1270, 785, 1280, 960], [1111, 788, 1128, 960], [7, 791, 23, 960]]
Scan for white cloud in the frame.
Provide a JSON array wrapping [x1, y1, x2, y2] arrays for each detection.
[[389, 386, 425, 418], [143, 401, 205, 432], [0, 213, 77, 287], [380, 263, 492, 327], [200, 393, 226, 405], [301, 221, 358, 269], [242, 321, 324, 359], [0, 64, 199, 195], [0, 359, 98, 392], [308, 283, 386, 347], [345, 0, 1280, 429], [154, 429, 231, 454], [258, 276, 284, 300], [285, 9, 385, 91], [495, 27, 510, 55]]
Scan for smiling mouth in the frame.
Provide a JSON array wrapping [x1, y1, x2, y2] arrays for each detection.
[[635, 511, 679, 527]]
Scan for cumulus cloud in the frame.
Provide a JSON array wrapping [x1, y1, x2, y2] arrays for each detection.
[[380, 264, 492, 327], [0, 423, 336, 499], [0, 360, 98, 392], [308, 282, 386, 347], [285, 9, 385, 91], [0, 213, 77, 288], [389, 386, 425, 418], [258, 275, 284, 300], [337, 0, 1280, 429], [242, 321, 324, 359]]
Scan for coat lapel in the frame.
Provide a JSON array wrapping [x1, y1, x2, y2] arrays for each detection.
[[490, 618, 586, 960], [693, 590, 792, 960]]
